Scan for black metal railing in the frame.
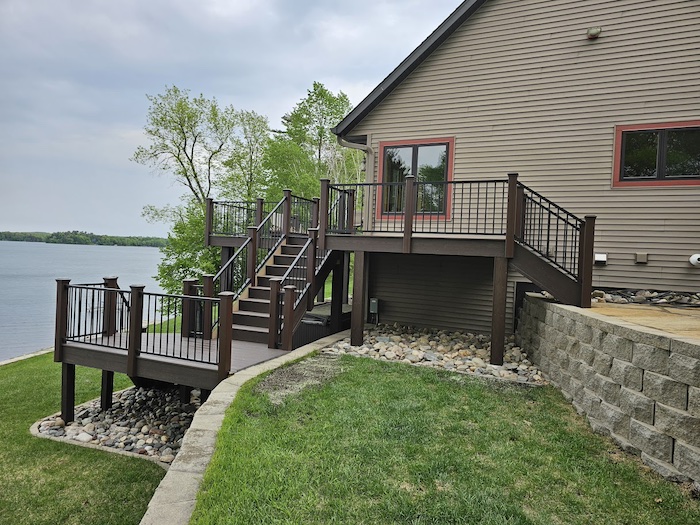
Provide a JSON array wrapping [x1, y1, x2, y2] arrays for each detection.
[[516, 183, 584, 278], [213, 238, 252, 295], [211, 201, 257, 236], [66, 284, 131, 349], [255, 198, 285, 272], [289, 195, 316, 234]]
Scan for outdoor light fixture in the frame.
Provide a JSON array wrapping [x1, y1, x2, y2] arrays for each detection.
[[587, 27, 602, 39], [594, 253, 607, 265]]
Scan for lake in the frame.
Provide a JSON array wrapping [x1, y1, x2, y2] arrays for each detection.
[[0, 241, 163, 361]]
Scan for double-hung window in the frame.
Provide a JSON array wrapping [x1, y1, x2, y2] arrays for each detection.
[[379, 138, 454, 214], [614, 122, 700, 187]]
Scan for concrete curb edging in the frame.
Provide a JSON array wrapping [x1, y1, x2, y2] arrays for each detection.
[[138, 330, 351, 525], [0, 347, 53, 367]]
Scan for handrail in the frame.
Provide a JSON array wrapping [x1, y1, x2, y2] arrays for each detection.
[[210, 200, 258, 236]]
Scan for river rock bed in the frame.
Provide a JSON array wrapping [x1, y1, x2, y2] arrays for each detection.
[[592, 289, 700, 306], [36, 386, 201, 464], [321, 325, 545, 384]]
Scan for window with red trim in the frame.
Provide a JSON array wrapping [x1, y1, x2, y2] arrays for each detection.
[[379, 139, 454, 213], [613, 121, 700, 187]]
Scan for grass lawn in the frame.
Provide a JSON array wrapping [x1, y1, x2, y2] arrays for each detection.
[[0, 353, 165, 525], [192, 355, 700, 524]]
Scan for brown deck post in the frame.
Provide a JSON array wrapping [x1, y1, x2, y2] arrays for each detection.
[[205, 197, 214, 246], [351, 251, 367, 346], [100, 370, 114, 411], [256, 197, 265, 226], [102, 276, 119, 337], [282, 285, 296, 351], [127, 285, 145, 377], [54, 278, 70, 362], [268, 278, 282, 349], [217, 292, 234, 381], [515, 184, 525, 239], [283, 189, 292, 237], [505, 173, 519, 258], [330, 257, 344, 333], [347, 189, 356, 233], [403, 175, 416, 253], [342, 251, 350, 304], [61, 363, 76, 423], [578, 215, 597, 308], [181, 279, 197, 337], [247, 226, 258, 283], [202, 274, 215, 340], [491, 257, 508, 365], [311, 197, 320, 229], [307, 229, 318, 310], [319, 179, 330, 250], [338, 191, 347, 233]]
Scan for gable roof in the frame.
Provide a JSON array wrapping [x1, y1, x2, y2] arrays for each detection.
[[332, 0, 488, 138]]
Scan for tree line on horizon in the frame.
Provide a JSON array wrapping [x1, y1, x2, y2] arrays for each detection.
[[0, 230, 167, 247], [133, 82, 363, 293]]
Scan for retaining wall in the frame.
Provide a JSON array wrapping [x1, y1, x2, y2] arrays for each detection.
[[517, 295, 700, 483]]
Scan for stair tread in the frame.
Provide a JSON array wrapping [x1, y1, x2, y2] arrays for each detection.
[[233, 310, 269, 318], [240, 298, 269, 303], [232, 324, 268, 333]]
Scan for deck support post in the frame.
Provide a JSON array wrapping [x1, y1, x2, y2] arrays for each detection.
[[255, 197, 265, 226], [578, 215, 596, 308], [307, 229, 318, 311], [282, 285, 296, 351], [100, 370, 114, 411], [319, 179, 330, 250], [102, 276, 119, 337], [179, 385, 192, 404], [268, 279, 282, 349], [61, 363, 76, 423], [330, 257, 344, 333], [505, 173, 519, 258], [217, 292, 234, 381], [491, 256, 508, 366], [54, 279, 70, 363], [181, 279, 198, 337], [282, 189, 292, 237], [202, 274, 215, 340], [127, 285, 144, 378], [403, 175, 416, 253], [342, 251, 351, 304], [205, 198, 214, 246], [247, 226, 257, 284], [351, 251, 368, 346]]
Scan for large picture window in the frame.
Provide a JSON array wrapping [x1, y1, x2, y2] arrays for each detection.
[[379, 138, 454, 214], [614, 122, 700, 187]]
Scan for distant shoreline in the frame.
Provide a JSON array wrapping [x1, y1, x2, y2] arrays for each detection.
[[0, 231, 167, 248]]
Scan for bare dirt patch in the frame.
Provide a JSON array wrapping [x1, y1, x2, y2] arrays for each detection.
[[254, 354, 343, 405]]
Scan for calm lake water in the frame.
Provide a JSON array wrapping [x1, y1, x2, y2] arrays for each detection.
[[0, 241, 163, 361]]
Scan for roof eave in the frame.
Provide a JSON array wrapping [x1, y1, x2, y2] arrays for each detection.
[[332, 0, 488, 137]]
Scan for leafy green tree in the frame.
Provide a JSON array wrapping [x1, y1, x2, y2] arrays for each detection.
[[142, 201, 219, 294], [131, 86, 237, 204], [263, 136, 319, 202], [281, 81, 362, 183]]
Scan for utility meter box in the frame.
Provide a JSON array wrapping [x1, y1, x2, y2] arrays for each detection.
[[369, 298, 379, 314]]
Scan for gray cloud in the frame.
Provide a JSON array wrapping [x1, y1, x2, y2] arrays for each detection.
[[0, 0, 461, 236]]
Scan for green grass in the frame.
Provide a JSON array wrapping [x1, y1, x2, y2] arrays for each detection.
[[192, 356, 700, 524], [0, 353, 165, 525]]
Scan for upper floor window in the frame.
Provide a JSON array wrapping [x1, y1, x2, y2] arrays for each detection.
[[379, 138, 454, 213], [614, 121, 700, 187]]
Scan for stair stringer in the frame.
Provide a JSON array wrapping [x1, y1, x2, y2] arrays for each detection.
[[511, 244, 582, 306]]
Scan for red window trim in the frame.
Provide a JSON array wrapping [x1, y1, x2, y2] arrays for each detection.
[[376, 137, 455, 220], [612, 120, 700, 188]]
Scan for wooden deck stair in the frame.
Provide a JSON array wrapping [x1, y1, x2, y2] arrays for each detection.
[[232, 235, 309, 344]]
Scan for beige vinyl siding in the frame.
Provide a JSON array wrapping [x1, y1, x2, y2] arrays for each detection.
[[354, 0, 700, 293], [367, 253, 516, 334]]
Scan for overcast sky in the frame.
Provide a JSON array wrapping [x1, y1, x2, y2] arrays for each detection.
[[0, 0, 462, 237]]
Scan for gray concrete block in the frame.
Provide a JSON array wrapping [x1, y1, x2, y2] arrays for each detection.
[[600, 401, 630, 438], [670, 338, 700, 360], [579, 362, 596, 384], [594, 374, 622, 406], [632, 343, 670, 375], [582, 388, 602, 419], [629, 419, 673, 463], [669, 353, 700, 388], [674, 441, 700, 482], [643, 371, 688, 411], [592, 351, 614, 375], [568, 358, 583, 380], [610, 433, 641, 456], [578, 343, 595, 366], [641, 453, 690, 483], [575, 322, 594, 344], [689, 387, 700, 418], [609, 359, 643, 391], [619, 387, 655, 425], [611, 323, 671, 350], [655, 403, 700, 449], [601, 333, 633, 362]]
